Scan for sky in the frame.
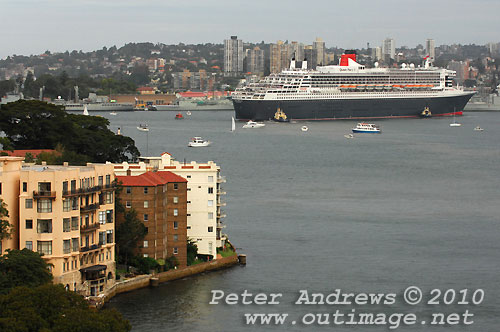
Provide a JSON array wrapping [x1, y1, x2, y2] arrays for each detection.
[[2, 0, 500, 59]]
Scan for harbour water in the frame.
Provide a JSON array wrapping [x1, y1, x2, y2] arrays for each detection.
[[103, 111, 500, 331]]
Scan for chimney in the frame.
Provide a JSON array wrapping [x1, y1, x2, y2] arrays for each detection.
[[63, 162, 69, 167], [302, 58, 308, 70]]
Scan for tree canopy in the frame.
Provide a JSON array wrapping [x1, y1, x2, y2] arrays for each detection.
[[0, 284, 131, 332], [0, 100, 139, 164], [0, 199, 12, 243], [116, 209, 147, 268], [0, 249, 53, 295]]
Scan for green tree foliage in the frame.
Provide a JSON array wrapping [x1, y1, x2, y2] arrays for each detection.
[[130, 256, 159, 274], [0, 137, 13, 151], [129, 65, 150, 86], [0, 79, 16, 97], [0, 199, 12, 243], [0, 284, 131, 332], [116, 209, 147, 268], [0, 100, 139, 164], [0, 249, 53, 295], [187, 239, 198, 266]]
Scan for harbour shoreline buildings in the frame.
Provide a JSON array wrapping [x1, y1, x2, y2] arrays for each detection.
[[0, 157, 116, 296], [112, 152, 226, 258]]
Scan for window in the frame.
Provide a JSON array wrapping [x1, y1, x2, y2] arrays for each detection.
[[173, 221, 178, 229], [187, 175, 191, 178], [208, 212, 214, 219], [70, 180, 76, 192], [143, 254, 149, 258], [63, 218, 70, 232], [99, 211, 106, 224], [72, 197, 78, 210], [173, 209, 178, 216], [23, 182, 27, 192], [187, 226, 191, 230], [63, 199, 71, 212], [38, 182, 51, 192], [208, 226, 214, 232], [72, 238, 79, 252], [25, 241, 33, 250], [25, 199, 33, 209], [187, 201, 191, 204], [98, 176, 103, 187], [71, 217, 79, 231], [37, 219, 52, 233], [25, 219, 33, 229], [106, 210, 113, 223], [144, 214, 149, 222], [105, 192, 113, 204], [144, 187, 149, 194], [99, 232, 106, 245], [37, 241, 52, 255], [208, 200, 213, 207], [208, 187, 213, 194], [106, 230, 113, 243], [143, 240, 148, 248], [173, 235, 178, 242], [173, 183, 178, 190], [63, 240, 70, 254], [173, 197, 178, 204], [126, 187, 131, 194], [0, 183, 2, 195], [173, 247, 178, 255], [62, 181, 68, 194], [208, 176, 214, 182], [144, 201, 149, 208], [105, 175, 111, 185], [126, 201, 131, 208]]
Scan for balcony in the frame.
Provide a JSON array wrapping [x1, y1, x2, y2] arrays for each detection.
[[62, 189, 79, 197], [80, 203, 99, 212], [78, 185, 102, 194], [102, 183, 117, 191], [217, 176, 226, 183], [217, 210, 226, 218], [217, 201, 226, 207], [80, 223, 100, 232], [80, 243, 102, 253], [217, 189, 226, 195], [33, 191, 56, 199]]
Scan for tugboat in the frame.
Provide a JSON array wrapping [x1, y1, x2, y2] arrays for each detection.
[[273, 107, 290, 122], [175, 112, 184, 119], [421, 107, 432, 118]]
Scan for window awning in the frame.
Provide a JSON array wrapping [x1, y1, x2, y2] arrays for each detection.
[[80, 265, 107, 273]]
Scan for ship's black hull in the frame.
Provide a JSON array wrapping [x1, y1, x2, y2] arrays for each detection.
[[233, 93, 475, 121]]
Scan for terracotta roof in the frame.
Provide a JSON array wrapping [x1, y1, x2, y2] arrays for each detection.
[[0, 149, 58, 158], [117, 171, 186, 187], [161, 152, 171, 156]]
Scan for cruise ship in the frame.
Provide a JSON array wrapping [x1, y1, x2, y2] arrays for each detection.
[[232, 52, 475, 120]]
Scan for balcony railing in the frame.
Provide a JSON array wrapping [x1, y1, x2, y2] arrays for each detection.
[[80, 243, 102, 252], [217, 210, 226, 218], [80, 203, 100, 212], [33, 190, 56, 199], [217, 176, 226, 183], [80, 223, 100, 232], [217, 201, 226, 207], [102, 183, 117, 191], [217, 189, 226, 195]]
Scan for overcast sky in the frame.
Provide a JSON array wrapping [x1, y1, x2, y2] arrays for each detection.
[[2, 0, 500, 59]]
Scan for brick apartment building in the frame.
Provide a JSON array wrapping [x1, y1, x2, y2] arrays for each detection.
[[116, 171, 188, 267]]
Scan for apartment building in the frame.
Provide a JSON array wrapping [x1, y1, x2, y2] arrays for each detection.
[[16, 162, 116, 296], [116, 171, 188, 267], [112, 152, 226, 259], [0, 157, 24, 255]]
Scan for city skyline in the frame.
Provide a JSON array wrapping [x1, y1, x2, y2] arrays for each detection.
[[2, 0, 500, 59]]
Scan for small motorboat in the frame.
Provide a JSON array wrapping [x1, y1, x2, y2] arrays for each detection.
[[186, 111, 192, 116], [109, 112, 117, 116], [449, 122, 461, 127], [137, 124, 149, 132], [175, 113, 184, 119], [474, 126, 484, 131], [344, 134, 354, 139], [301, 126, 309, 132], [188, 137, 211, 147], [352, 123, 381, 133], [242, 120, 265, 129]]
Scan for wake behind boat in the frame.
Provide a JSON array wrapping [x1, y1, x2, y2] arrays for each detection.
[[137, 124, 149, 132]]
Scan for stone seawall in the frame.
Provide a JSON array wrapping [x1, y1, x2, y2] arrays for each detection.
[[102, 255, 239, 303]]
